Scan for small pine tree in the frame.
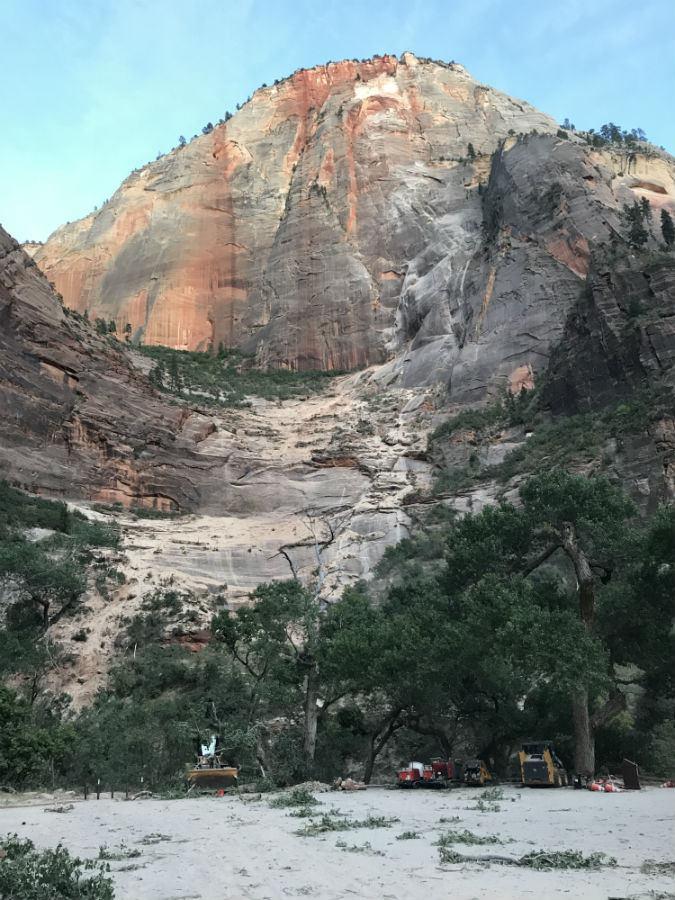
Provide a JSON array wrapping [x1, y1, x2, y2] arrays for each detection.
[[467, 143, 476, 160], [661, 210, 675, 248], [621, 201, 649, 249]]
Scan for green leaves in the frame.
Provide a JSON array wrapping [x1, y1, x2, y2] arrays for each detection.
[[0, 834, 115, 899], [519, 469, 635, 553]]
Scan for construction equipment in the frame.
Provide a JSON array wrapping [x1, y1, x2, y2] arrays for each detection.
[[519, 740, 568, 787], [463, 758, 491, 786], [187, 735, 238, 790], [397, 758, 459, 788]]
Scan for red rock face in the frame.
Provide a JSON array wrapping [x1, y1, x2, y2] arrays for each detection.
[[0, 227, 210, 510], [33, 54, 674, 391], [34, 55, 560, 370]]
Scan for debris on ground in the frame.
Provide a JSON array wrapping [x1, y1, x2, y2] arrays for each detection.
[[44, 803, 75, 813], [285, 781, 332, 793], [334, 777, 367, 791]]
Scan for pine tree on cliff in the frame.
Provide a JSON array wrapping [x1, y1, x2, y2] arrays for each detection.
[[661, 209, 675, 248]]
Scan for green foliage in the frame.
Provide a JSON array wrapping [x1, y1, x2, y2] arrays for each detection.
[[519, 849, 616, 869], [295, 814, 353, 836], [0, 686, 76, 787], [437, 844, 616, 868], [621, 199, 651, 249], [356, 815, 399, 828], [294, 814, 397, 837], [591, 123, 647, 144], [396, 831, 420, 840], [435, 384, 672, 490], [0, 834, 115, 899], [0, 482, 71, 534], [370, 469, 656, 772], [0, 540, 87, 625], [268, 789, 319, 808], [436, 829, 501, 846], [138, 345, 347, 407], [212, 579, 381, 778], [479, 787, 504, 802], [430, 387, 537, 446], [97, 843, 141, 861], [661, 209, 675, 248], [437, 846, 471, 864], [641, 859, 675, 876], [335, 840, 384, 856]]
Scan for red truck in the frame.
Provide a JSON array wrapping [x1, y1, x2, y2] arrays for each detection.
[[397, 758, 458, 788]]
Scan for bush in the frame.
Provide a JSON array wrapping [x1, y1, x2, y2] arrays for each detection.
[[0, 834, 115, 899], [268, 788, 319, 808]]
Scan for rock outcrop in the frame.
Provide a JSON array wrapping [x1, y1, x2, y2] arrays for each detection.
[[34, 55, 674, 409], [1, 224, 441, 603], [0, 226, 208, 510]]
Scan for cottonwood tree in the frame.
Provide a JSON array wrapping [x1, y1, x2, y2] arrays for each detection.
[[212, 516, 349, 768], [376, 470, 640, 776], [436, 470, 635, 775]]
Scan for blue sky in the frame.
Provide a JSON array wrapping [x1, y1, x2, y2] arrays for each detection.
[[2, 0, 673, 242]]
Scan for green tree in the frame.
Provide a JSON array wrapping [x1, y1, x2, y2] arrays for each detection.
[[0, 542, 86, 626], [167, 354, 182, 392], [661, 209, 675, 248], [378, 470, 639, 776], [517, 471, 635, 775], [0, 686, 76, 786], [213, 580, 327, 767], [621, 201, 649, 249]]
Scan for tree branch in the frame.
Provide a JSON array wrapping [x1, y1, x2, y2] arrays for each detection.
[[522, 541, 562, 577], [590, 687, 626, 730]]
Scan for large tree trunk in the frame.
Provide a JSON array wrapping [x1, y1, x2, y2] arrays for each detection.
[[562, 523, 598, 776], [572, 687, 595, 777], [303, 664, 320, 763], [561, 523, 595, 631]]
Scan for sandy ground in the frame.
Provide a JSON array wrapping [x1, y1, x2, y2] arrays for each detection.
[[1, 785, 673, 899]]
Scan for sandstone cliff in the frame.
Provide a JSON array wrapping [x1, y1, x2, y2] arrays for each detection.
[[35, 54, 671, 398], [0, 226, 208, 510]]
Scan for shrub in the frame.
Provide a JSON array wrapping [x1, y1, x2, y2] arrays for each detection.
[[0, 834, 115, 899], [268, 788, 319, 808]]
